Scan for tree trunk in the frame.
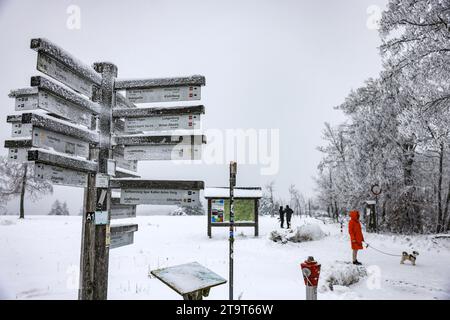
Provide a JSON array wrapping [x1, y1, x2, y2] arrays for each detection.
[[436, 142, 444, 233], [19, 163, 28, 219], [443, 179, 450, 232]]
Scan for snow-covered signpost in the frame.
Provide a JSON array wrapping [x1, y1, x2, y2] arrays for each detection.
[[4, 37, 206, 300]]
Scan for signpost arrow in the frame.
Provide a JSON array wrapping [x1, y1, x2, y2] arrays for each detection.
[[110, 179, 204, 207], [115, 75, 205, 103], [110, 224, 138, 249], [21, 112, 99, 144], [114, 134, 206, 161], [27, 148, 98, 173], [30, 38, 101, 98], [113, 105, 204, 133], [110, 198, 137, 219]]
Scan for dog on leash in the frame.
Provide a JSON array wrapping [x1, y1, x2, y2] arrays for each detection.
[[400, 251, 419, 266]]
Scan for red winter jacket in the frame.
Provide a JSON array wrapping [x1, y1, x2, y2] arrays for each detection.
[[348, 210, 364, 250]]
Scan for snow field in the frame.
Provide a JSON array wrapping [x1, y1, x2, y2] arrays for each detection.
[[0, 215, 449, 300]]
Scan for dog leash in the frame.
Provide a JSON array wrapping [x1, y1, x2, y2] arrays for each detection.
[[365, 243, 403, 257]]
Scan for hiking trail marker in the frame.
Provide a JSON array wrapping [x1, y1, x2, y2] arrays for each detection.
[[4, 37, 206, 300]]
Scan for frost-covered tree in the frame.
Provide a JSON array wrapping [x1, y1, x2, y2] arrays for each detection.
[[315, 0, 450, 234], [171, 201, 205, 216], [0, 157, 53, 218], [49, 200, 69, 216], [288, 184, 305, 216], [260, 181, 283, 216]]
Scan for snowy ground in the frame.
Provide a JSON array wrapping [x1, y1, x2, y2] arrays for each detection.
[[0, 215, 449, 300]]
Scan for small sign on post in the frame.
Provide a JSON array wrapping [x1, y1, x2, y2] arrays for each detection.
[[115, 75, 205, 104], [114, 134, 206, 161], [110, 224, 138, 249]]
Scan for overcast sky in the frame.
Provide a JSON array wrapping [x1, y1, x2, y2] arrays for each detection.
[[0, 0, 387, 215]]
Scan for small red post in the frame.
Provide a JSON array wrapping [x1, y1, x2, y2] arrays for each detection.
[[300, 256, 321, 300]]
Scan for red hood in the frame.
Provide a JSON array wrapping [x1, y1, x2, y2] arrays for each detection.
[[349, 210, 360, 221]]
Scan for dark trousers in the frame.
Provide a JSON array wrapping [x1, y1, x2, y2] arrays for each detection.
[[280, 217, 285, 228], [286, 217, 291, 228]]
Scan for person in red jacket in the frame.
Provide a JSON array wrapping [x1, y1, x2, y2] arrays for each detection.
[[348, 210, 365, 265]]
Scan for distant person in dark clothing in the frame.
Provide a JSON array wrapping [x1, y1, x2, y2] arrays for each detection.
[[285, 205, 293, 228], [279, 206, 285, 228]]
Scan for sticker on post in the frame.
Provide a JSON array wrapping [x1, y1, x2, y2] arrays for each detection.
[[107, 159, 116, 176], [95, 174, 109, 188], [95, 211, 108, 225]]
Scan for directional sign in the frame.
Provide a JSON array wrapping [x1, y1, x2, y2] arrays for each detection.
[[124, 144, 202, 161], [6, 113, 98, 160], [31, 38, 101, 98], [111, 198, 136, 219], [125, 114, 201, 132], [126, 86, 201, 103], [32, 127, 90, 159], [113, 105, 204, 133], [22, 112, 99, 143], [35, 163, 87, 187], [115, 75, 205, 104], [27, 148, 98, 173], [110, 179, 203, 207], [113, 146, 138, 172], [116, 92, 137, 109], [9, 77, 101, 128], [7, 146, 29, 162], [11, 123, 32, 138], [115, 134, 206, 161], [110, 224, 138, 249], [120, 188, 200, 206]]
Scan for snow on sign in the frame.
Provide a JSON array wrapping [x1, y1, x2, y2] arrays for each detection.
[[36, 53, 96, 98], [125, 114, 201, 132], [115, 75, 205, 104], [11, 123, 33, 138], [126, 86, 201, 103], [110, 198, 136, 219], [32, 127, 90, 159], [9, 77, 100, 128], [113, 147, 138, 172], [150, 262, 227, 297], [110, 224, 138, 249], [35, 163, 87, 187], [120, 189, 200, 206], [116, 134, 206, 161], [7, 147, 29, 162], [31, 38, 102, 98], [124, 144, 202, 161], [113, 105, 205, 133]]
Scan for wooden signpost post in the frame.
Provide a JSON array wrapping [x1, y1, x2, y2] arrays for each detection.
[[4, 37, 206, 300]]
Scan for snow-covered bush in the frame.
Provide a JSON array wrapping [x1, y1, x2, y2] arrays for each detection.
[[169, 207, 187, 216], [270, 223, 326, 243], [319, 262, 367, 292], [170, 202, 205, 216]]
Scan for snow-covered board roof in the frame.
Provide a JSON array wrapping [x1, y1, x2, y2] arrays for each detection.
[[204, 187, 262, 199], [151, 262, 226, 295]]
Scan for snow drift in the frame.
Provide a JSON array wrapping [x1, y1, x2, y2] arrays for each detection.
[[270, 223, 326, 243], [319, 261, 367, 292]]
